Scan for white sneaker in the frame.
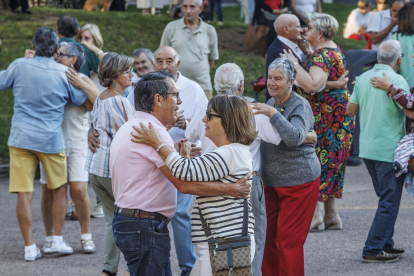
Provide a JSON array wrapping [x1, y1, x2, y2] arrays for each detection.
[[81, 239, 96, 253], [49, 240, 73, 254], [25, 247, 41, 262], [91, 202, 104, 218], [41, 241, 52, 254]]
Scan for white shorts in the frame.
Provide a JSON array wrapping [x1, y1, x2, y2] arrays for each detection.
[[190, 236, 255, 276], [39, 148, 88, 184]]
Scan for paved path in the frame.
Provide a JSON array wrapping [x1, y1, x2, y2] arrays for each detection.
[[1, 163, 414, 275]]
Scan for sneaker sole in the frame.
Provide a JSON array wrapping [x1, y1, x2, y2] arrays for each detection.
[[48, 249, 73, 254], [91, 214, 104, 218], [25, 253, 41, 262], [82, 249, 96, 254], [361, 257, 399, 263]]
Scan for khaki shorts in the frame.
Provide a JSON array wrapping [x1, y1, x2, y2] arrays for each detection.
[[9, 146, 67, 193]]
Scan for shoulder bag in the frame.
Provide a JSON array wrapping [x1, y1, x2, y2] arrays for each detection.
[[199, 199, 252, 276]]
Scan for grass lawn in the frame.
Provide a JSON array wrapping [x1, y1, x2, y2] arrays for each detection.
[[0, 4, 362, 162]]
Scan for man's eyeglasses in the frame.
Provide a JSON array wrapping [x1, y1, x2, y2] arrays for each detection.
[[206, 110, 223, 121], [166, 92, 180, 99], [56, 52, 73, 58]]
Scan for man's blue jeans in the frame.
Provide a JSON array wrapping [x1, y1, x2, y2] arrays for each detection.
[[171, 191, 197, 274], [363, 159, 404, 256], [112, 213, 172, 276], [207, 0, 223, 22]]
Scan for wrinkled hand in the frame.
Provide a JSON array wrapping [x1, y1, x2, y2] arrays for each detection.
[[170, 110, 186, 130], [302, 130, 317, 146], [298, 39, 312, 57], [66, 68, 86, 89], [231, 173, 252, 199], [190, 143, 202, 158], [391, 15, 398, 27], [251, 103, 277, 118], [371, 72, 391, 91], [281, 49, 299, 64], [131, 122, 163, 149], [24, 49, 35, 58], [88, 128, 100, 153], [337, 70, 349, 89]]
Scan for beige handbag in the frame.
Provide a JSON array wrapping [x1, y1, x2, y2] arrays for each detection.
[[199, 200, 252, 276]]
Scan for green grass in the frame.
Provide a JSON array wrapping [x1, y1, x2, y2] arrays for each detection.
[[0, 4, 361, 162]]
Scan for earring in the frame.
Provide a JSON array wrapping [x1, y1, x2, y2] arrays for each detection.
[[317, 37, 321, 41], [112, 81, 116, 88], [70, 64, 73, 68]]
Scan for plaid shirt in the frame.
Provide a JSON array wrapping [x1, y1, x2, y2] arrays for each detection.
[[85, 95, 135, 178]]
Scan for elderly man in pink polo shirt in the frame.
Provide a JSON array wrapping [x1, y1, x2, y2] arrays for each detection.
[[109, 71, 251, 276]]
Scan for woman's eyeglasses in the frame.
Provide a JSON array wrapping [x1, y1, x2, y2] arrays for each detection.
[[206, 110, 223, 121], [56, 52, 73, 58], [166, 92, 180, 99], [123, 68, 133, 74]]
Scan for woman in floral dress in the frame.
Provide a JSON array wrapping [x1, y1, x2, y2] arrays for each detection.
[[285, 13, 354, 231]]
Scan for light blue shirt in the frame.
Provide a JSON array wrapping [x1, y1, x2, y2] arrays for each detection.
[[0, 56, 88, 154]]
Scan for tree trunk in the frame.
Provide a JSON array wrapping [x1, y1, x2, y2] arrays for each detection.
[[1, 0, 10, 10]]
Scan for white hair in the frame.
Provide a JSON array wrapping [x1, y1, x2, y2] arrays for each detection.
[[214, 63, 244, 95], [378, 40, 401, 67], [268, 57, 297, 82], [196, 0, 202, 7]]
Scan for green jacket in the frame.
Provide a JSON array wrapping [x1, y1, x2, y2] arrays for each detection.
[[59, 37, 100, 76]]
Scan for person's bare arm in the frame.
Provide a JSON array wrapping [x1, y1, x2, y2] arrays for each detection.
[[83, 99, 93, 111], [289, 0, 310, 25], [315, 0, 322, 13], [326, 70, 349, 90], [302, 130, 317, 146], [346, 102, 359, 117], [403, 108, 414, 120], [160, 166, 252, 198], [209, 60, 214, 72], [67, 68, 99, 105], [369, 17, 397, 45]]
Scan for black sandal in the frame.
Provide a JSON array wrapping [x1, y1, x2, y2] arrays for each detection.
[[102, 270, 117, 276]]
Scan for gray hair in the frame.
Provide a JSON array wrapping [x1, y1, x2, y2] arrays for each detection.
[[182, 0, 203, 7], [214, 63, 244, 95], [133, 48, 155, 62], [32, 27, 59, 57], [134, 71, 177, 112], [60, 42, 85, 71], [98, 52, 134, 87], [377, 40, 402, 67], [311, 13, 339, 40], [268, 57, 297, 82]]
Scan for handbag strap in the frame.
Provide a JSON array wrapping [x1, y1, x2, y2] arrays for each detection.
[[199, 199, 249, 238], [121, 100, 128, 122]]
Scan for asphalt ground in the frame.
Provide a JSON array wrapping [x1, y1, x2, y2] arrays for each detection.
[[1, 162, 414, 275]]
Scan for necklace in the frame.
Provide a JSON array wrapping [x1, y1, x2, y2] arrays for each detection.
[[108, 88, 123, 96], [274, 92, 293, 114]]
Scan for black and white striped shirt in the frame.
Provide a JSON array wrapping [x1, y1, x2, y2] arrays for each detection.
[[165, 143, 255, 243]]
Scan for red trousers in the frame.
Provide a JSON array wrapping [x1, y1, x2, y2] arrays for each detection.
[[262, 177, 320, 276]]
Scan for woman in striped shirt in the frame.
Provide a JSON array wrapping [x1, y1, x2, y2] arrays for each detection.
[[85, 53, 135, 276], [132, 95, 257, 275]]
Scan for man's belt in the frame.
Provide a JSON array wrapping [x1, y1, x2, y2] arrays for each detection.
[[114, 206, 169, 224]]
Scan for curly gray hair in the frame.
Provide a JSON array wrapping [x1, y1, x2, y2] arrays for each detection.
[[32, 27, 59, 57], [60, 42, 85, 71]]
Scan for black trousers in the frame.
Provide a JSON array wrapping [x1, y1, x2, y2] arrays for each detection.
[[10, 0, 29, 10], [109, 0, 125, 11]]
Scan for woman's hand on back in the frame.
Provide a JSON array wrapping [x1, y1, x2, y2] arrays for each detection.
[[371, 72, 392, 91], [131, 122, 163, 150], [24, 49, 35, 58], [67, 68, 87, 89], [251, 103, 278, 118]]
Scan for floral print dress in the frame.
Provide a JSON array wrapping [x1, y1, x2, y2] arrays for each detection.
[[297, 47, 355, 202]]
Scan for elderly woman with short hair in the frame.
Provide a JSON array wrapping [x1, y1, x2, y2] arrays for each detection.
[[284, 13, 355, 233], [252, 57, 321, 276], [85, 52, 135, 276]]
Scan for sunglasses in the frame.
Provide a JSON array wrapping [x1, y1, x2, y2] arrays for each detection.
[[206, 110, 223, 121], [56, 52, 73, 58]]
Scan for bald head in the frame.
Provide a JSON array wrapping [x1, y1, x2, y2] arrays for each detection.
[[153, 46, 180, 77], [274, 14, 302, 43]]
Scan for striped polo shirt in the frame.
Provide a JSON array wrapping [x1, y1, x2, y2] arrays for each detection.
[[165, 143, 255, 243]]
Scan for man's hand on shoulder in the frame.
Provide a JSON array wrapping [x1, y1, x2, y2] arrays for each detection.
[[229, 173, 252, 199], [88, 128, 100, 153]]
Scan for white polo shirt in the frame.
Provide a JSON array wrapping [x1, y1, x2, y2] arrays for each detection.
[[127, 71, 208, 143], [186, 105, 282, 171], [367, 9, 398, 50]]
